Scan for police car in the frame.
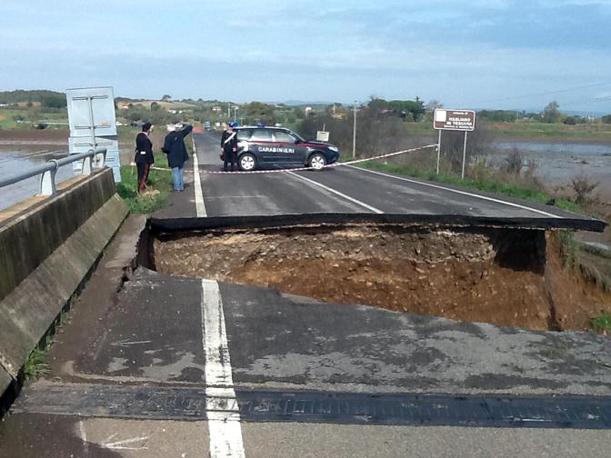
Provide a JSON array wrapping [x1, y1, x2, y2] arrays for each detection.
[[233, 126, 340, 171]]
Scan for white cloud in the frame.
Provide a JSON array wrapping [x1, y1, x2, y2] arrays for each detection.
[[0, 0, 610, 110]]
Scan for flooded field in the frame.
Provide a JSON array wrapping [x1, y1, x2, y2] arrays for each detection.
[[0, 148, 70, 211], [491, 141, 611, 199]]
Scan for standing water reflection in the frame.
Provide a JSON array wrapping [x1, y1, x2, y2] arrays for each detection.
[[0, 149, 70, 211]]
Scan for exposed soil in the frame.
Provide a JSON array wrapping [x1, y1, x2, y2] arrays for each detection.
[[153, 225, 611, 332]]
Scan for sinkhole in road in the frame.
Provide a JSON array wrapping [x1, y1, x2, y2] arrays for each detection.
[[147, 223, 610, 332]]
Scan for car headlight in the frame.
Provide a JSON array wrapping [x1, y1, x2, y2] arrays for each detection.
[[328, 146, 339, 152]]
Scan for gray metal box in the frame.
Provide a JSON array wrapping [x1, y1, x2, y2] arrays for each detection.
[[66, 87, 117, 138]]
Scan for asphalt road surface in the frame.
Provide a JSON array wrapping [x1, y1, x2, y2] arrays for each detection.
[[2, 133, 609, 457], [154, 133, 602, 231]]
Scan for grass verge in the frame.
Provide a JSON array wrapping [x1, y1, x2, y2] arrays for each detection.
[[116, 152, 172, 214], [405, 120, 611, 143], [592, 312, 611, 335], [23, 347, 49, 380]]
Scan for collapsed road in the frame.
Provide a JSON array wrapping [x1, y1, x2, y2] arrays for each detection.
[[1, 131, 610, 457]]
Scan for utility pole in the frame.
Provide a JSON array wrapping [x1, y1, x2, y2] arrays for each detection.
[[352, 102, 358, 159]]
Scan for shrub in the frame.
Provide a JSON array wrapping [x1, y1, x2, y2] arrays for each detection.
[[503, 148, 523, 175], [592, 312, 611, 334], [570, 175, 599, 206]]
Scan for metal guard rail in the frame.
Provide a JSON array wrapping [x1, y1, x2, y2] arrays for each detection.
[[0, 149, 107, 197]]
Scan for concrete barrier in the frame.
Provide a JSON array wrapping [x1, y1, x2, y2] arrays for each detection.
[[0, 168, 128, 394]]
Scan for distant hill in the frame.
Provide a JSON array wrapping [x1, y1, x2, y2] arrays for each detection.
[[0, 89, 65, 105], [281, 100, 334, 107]]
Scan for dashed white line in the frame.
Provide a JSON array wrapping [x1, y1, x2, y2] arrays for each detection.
[[346, 165, 561, 218], [201, 279, 245, 458], [102, 436, 150, 451], [192, 138, 207, 217], [286, 171, 383, 214], [78, 420, 89, 453]]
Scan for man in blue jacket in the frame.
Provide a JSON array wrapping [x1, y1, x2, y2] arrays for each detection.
[[162, 124, 193, 192]]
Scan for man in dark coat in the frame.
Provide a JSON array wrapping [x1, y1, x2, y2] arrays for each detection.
[[162, 124, 193, 191], [221, 122, 238, 171]]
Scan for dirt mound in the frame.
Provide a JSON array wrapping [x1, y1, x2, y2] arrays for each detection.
[[153, 225, 611, 332]]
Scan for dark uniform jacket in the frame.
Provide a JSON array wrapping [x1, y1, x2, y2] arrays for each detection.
[[135, 132, 154, 164], [162, 125, 193, 168], [221, 129, 238, 153]]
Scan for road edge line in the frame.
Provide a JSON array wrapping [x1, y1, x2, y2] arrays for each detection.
[[346, 164, 561, 218], [192, 137, 207, 217]]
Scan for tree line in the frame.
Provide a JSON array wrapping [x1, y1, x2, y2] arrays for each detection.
[[0, 90, 66, 109], [478, 101, 606, 125]]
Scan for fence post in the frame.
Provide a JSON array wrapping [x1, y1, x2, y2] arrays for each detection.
[[40, 161, 58, 196], [82, 156, 92, 176], [95, 150, 106, 168]]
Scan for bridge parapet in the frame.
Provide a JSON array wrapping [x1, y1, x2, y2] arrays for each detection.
[[0, 166, 128, 398], [0, 148, 107, 197]]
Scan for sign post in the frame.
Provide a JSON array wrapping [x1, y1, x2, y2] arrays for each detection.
[[436, 129, 442, 175], [462, 131, 469, 179], [433, 109, 476, 179], [352, 104, 358, 159]]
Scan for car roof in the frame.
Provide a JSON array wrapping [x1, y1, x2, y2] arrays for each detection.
[[237, 126, 290, 131]]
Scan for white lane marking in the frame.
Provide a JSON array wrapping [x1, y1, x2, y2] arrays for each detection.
[[201, 279, 245, 458], [78, 420, 89, 453], [345, 165, 561, 218], [286, 171, 383, 214], [104, 436, 150, 448], [110, 339, 153, 347], [100, 434, 149, 451], [206, 195, 267, 199], [192, 137, 207, 217]]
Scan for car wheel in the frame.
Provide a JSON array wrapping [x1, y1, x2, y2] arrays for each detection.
[[308, 153, 327, 171], [239, 153, 256, 171]]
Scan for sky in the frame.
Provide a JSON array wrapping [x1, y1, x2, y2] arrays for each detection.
[[1, 0, 611, 112]]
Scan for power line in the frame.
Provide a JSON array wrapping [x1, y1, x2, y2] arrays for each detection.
[[473, 81, 611, 106]]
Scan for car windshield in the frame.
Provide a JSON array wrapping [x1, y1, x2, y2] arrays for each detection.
[[286, 130, 304, 142], [274, 130, 298, 143], [250, 129, 273, 141], [237, 129, 252, 141]]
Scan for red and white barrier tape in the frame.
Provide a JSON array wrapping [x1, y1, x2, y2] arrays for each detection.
[[131, 144, 437, 175]]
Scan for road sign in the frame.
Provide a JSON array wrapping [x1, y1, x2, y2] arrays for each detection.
[[434, 109, 476, 131], [316, 131, 330, 142], [66, 87, 117, 137], [433, 109, 476, 179], [66, 86, 121, 182]]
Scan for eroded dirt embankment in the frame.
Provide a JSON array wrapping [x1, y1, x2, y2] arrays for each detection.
[[152, 225, 611, 331]]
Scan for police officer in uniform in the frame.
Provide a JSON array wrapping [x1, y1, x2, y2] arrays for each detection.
[[221, 122, 238, 172], [135, 122, 154, 193]]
